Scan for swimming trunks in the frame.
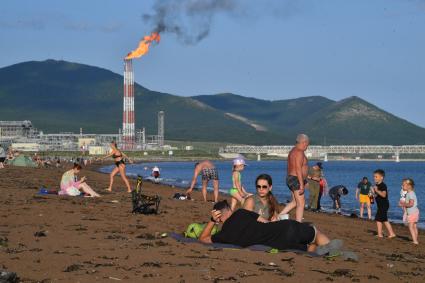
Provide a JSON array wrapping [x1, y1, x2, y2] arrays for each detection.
[[201, 168, 219, 181], [286, 175, 307, 192]]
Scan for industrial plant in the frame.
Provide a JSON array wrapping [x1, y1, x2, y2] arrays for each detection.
[[0, 61, 167, 154]]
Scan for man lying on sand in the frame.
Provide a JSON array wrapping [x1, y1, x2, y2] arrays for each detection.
[[199, 200, 342, 254]]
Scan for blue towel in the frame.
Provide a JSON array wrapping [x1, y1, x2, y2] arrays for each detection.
[[170, 232, 318, 255]]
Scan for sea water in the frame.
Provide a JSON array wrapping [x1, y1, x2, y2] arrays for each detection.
[[100, 160, 424, 228]]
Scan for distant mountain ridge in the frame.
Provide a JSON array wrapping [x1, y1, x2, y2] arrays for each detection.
[[0, 59, 424, 145]]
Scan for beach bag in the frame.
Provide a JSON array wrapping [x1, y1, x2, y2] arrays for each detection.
[[184, 223, 220, 239], [131, 175, 161, 214]]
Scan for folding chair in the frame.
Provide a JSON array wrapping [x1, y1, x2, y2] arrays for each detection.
[[131, 175, 161, 214]]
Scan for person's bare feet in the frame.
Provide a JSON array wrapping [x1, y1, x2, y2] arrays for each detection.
[[388, 234, 396, 239], [413, 241, 419, 245], [105, 188, 112, 192]]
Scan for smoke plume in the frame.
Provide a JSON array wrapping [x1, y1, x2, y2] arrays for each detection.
[[142, 0, 240, 45]]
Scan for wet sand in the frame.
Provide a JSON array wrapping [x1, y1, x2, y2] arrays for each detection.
[[0, 164, 424, 282]]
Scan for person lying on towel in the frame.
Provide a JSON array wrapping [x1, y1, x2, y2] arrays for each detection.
[[199, 200, 341, 254]]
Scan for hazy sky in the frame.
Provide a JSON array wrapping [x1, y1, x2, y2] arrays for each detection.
[[1, 0, 425, 127]]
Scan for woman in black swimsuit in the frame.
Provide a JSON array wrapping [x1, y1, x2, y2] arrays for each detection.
[[103, 141, 133, 193]]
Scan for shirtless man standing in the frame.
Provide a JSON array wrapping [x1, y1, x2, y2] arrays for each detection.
[[280, 134, 310, 222], [186, 160, 219, 203]]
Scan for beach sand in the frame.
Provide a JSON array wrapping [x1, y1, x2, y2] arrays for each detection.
[[0, 164, 424, 282]]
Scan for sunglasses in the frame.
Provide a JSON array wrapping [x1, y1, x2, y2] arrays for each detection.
[[256, 185, 269, 189]]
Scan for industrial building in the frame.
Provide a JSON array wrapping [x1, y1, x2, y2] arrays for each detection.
[[0, 58, 166, 153], [0, 120, 38, 139], [0, 113, 165, 153]]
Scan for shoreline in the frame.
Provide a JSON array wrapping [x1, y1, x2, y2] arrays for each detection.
[[1, 165, 424, 282], [97, 163, 425, 230]]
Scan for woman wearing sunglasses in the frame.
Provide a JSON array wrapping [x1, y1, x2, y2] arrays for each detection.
[[243, 174, 281, 222]]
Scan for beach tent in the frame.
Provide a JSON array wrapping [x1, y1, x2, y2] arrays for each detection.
[[9, 155, 37, 168]]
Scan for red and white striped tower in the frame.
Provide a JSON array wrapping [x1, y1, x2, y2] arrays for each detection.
[[123, 59, 135, 149]]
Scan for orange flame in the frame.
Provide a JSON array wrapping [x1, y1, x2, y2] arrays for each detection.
[[125, 32, 161, 59]]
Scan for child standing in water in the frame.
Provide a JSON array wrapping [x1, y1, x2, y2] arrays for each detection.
[[229, 158, 250, 211], [372, 169, 396, 239], [399, 178, 420, 245]]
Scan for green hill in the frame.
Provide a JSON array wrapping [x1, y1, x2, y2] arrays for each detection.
[[1, 59, 424, 145], [192, 94, 425, 145], [293, 96, 425, 145], [0, 60, 288, 144], [193, 94, 335, 131]]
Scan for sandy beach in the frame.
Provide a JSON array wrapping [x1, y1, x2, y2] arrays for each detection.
[[1, 164, 425, 283]]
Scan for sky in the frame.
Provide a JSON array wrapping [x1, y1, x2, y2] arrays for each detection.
[[1, 0, 425, 127]]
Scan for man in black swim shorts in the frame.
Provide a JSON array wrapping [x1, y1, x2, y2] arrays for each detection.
[[286, 175, 308, 192], [186, 160, 220, 203], [280, 134, 310, 222]]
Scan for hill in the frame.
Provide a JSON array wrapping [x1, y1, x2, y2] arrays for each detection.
[[1, 59, 424, 145], [0, 60, 288, 144], [193, 94, 335, 131], [192, 94, 425, 145], [294, 96, 425, 145]]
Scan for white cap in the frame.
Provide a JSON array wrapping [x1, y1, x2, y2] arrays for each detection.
[[233, 158, 247, 166]]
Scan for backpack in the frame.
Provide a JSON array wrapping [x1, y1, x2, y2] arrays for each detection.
[[184, 223, 220, 239]]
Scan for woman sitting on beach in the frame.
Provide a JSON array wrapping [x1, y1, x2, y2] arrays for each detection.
[[102, 141, 133, 193], [243, 174, 282, 222], [59, 163, 100, 197]]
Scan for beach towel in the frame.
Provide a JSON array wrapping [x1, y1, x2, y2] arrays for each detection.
[[170, 232, 318, 255]]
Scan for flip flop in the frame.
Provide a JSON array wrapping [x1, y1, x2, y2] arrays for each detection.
[[316, 239, 344, 256], [325, 250, 342, 259], [342, 251, 359, 262]]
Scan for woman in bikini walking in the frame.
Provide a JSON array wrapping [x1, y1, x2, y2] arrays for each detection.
[[103, 141, 133, 193]]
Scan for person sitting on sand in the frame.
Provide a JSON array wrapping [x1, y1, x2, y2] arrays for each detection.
[[243, 174, 282, 222], [199, 200, 343, 254], [328, 185, 348, 213], [186, 160, 220, 203], [59, 163, 100, 197], [102, 141, 133, 193]]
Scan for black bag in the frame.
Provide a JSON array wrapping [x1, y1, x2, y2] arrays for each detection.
[[131, 175, 161, 214]]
